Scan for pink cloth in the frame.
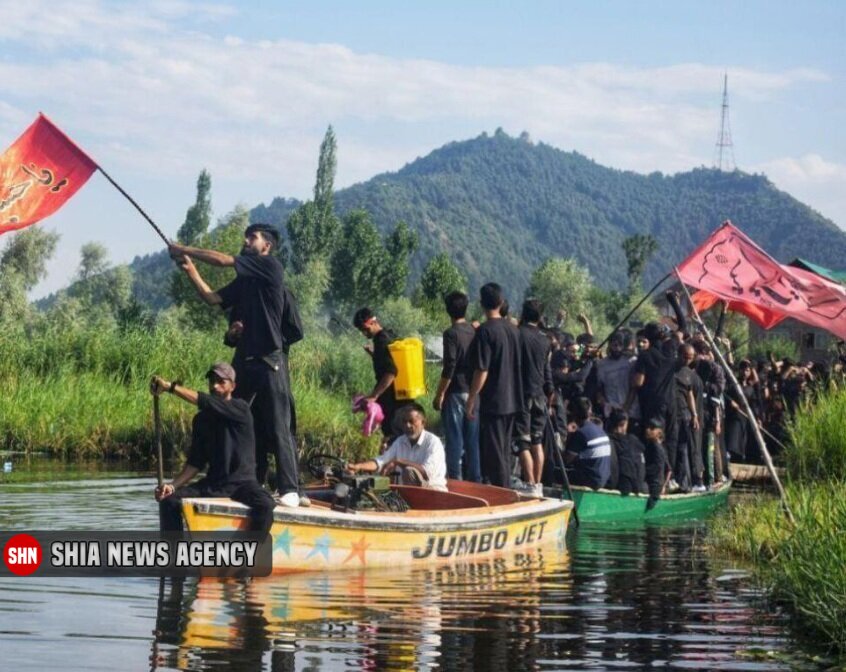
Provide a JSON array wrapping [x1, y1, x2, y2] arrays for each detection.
[[352, 395, 385, 437]]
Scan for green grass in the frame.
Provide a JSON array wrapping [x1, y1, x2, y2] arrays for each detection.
[[710, 385, 846, 656]]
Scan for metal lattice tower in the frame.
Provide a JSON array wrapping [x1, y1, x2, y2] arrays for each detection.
[[713, 73, 736, 171]]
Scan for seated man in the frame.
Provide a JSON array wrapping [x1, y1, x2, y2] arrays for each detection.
[[346, 403, 448, 492], [152, 362, 276, 535], [564, 397, 611, 489]]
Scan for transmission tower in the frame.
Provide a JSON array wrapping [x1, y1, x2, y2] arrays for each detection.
[[713, 73, 736, 171]]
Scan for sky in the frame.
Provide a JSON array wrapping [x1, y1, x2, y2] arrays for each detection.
[[0, 0, 844, 298]]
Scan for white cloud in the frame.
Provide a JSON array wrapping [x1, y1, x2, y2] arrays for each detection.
[[752, 154, 846, 227]]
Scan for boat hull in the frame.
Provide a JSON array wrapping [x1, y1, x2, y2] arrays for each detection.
[[568, 480, 732, 524], [181, 495, 572, 573]]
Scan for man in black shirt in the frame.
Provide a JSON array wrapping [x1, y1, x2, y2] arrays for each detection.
[[153, 362, 275, 534], [354, 307, 408, 442], [516, 299, 554, 496], [433, 291, 480, 482], [169, 223, 302, 507], [467, 283, 523, 488]]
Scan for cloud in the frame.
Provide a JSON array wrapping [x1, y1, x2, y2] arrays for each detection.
[[752, 154, 846, 226]]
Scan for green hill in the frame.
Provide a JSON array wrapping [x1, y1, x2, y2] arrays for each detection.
[[123, 129, 846, 308]]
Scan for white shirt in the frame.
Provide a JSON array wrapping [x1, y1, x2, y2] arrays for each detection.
[[374, 430, 448, 491]]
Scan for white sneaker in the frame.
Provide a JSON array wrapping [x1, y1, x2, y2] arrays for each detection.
[[534, 483, 544, 497], [298, 494, 312, 507], [691, 484, 707, 493], [516, 482, 536, 495], [668, 479, 680, 493], [276, 492, 300, 507]]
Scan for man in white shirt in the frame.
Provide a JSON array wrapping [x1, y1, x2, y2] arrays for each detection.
[[346, 403, 448, 492]]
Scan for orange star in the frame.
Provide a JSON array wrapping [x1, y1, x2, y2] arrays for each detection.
[[343, 535, 370, 565]]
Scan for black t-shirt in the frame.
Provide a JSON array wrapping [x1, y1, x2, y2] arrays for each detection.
[[218, 254, 287, 358], [372, 329, 399, 408], [441, 322, 476, 395], [612, 433, 646, 495], [635, 346, 677, 418], [470, 318, 522, 416], [519, 324, 553, 398], [187, 393, 257, 488], [675, 365, 699, 420]]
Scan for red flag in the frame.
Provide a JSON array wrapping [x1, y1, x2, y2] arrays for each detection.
[[690, 290, 786, 329], [0, 114, 97, 236], [678, 221, 846, 339]]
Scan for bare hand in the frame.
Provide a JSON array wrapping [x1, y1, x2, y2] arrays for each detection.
[[155, 483, 174, 501], [432, 394, 444, 412], [465, 395, 477, 421], [150, 375, 168, 396]]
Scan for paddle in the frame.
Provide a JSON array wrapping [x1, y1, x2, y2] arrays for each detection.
[[548, 412, 579, 528], [151, 377, 164, 489]]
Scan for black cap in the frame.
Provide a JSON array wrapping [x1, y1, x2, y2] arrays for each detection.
[[206, 361, 236, 383], [245, 222, 280, 247], [645, 417, 664, 430]]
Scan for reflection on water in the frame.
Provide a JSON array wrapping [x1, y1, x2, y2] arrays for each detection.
[[0, 474, 814, 671]]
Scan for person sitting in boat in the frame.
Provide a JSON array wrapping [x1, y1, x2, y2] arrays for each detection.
[[563, 397, 611, 489], [607, 410, 647, 496], [643, 417, 672, 509], [151, 362, 276, 534], [345, 403, 448, 492]]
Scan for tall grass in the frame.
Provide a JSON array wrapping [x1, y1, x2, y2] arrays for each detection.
[[0, 324, 400, 461], [710, 385, 846, 655]]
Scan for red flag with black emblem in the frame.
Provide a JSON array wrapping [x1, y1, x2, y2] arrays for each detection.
[[0, 114, 97, 236], [678, 221, 846, 339]]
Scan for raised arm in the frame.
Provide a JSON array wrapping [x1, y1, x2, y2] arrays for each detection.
[[169, 242, 235, 268]]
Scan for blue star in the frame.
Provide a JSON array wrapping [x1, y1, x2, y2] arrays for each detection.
[[557, 523, 567, 552], [306, 532, 332, 560], [276, 528, 294, 556]]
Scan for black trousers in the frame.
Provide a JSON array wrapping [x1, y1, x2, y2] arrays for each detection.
[[479, 412, 517, 488], [235, 357, 299, 495], [159, 480, 275, 534]]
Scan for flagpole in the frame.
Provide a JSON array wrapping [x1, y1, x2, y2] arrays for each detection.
[[674, 267, 795, 525], [97, 167, 171, 246], [595, 272, 671, 351]]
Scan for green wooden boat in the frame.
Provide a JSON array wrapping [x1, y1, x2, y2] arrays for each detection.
[[566, 479, 732, 524]]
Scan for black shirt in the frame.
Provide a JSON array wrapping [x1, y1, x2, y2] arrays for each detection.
[[218, 254, 287, 358], [471, 318, 522, 416], [372, 329, 399, 408], [441, 322, 476, 395], [634, 345, 677, 418], [611, 433, 646, 495], [519, 324, 553, 398], [187, 393, 257, 488]]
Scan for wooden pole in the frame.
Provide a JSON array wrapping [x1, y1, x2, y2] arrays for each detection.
[[153, 392, 164, 488], [596, 272, 672, 351], [674, 268, 795, 525], [97, 167, 171, 245]]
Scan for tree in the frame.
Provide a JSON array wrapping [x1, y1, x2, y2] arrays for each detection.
[[287, 126, 341, 274], [0, 227, 59, 326], [67, 242, 133, 322], [419, 252, 466, 302], [329, 210, 417, 309], [527, 258, 592, 328], [170, 205, 248, 331], [622, 234, 658, 293], [177, 170, 212, 245]]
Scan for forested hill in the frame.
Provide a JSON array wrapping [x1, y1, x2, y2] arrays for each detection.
[[253, 129, 846, 294]]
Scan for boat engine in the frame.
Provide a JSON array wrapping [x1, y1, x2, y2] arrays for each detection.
[[332, 474, 409, 513]]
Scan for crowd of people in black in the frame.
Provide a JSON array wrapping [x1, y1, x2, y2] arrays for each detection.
[[374, 282, 827, 505]]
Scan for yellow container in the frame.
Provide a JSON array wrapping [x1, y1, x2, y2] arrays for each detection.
[[388, 338, 427, 400]]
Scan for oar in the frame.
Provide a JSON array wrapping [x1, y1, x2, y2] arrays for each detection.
[[549, 414, 579, 528], [152, 378, 164, 488]]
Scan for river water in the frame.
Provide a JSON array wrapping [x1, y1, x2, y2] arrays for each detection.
[[0, 466, 821, 671]]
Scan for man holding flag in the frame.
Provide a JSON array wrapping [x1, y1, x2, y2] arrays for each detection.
[[168, 224, 304, 507]]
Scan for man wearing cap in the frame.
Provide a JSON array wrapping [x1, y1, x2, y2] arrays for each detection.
[[152, 363, 276, 534], [169, 223, 302, 507]]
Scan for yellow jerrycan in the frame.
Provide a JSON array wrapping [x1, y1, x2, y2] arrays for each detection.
[[388, 337, 427, 400]]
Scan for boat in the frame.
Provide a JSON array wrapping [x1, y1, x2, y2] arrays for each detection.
[[729, 462, 782, 483], [564, 479, 732, 524], [181, 476, 572, 574]]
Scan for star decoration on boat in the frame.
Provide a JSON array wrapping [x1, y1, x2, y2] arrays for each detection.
[[343, 535, 370, 565], [556, 523, 567, 552], [306, 532, 333, 560], [276, 528, 294, 557]]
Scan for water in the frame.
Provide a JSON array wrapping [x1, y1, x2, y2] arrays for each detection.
[[0, 467, 821, 671]]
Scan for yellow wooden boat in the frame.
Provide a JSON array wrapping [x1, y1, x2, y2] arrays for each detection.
[[181, 479, 572, 574]]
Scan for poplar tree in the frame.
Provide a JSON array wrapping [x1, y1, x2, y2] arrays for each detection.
[[177, 169, 212, 245]]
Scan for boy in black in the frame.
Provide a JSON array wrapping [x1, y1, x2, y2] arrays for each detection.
[[516, 299, 554, 495], [433, 291, 480, 482], [169, 223, 301, 507], [153, 362, 275, 534], [643, 417, 672, 509], [467, 283, 523, 488], [354, 307, 408, 442], [607, 410, 647, 495]]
